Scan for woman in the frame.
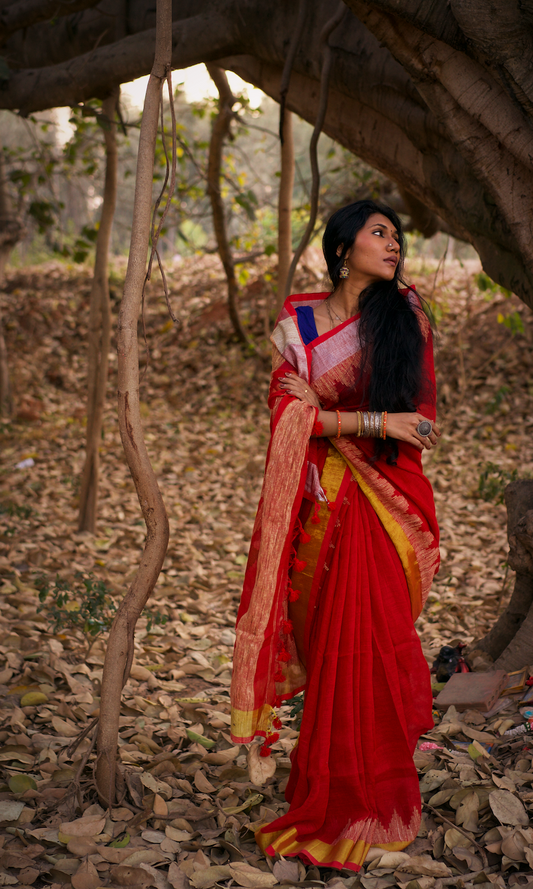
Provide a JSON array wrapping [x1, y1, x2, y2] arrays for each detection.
[[230, 200, 440, 872]]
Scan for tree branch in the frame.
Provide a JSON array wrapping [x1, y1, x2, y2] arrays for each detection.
[[0, 0, 101, 41], [348, 0, 465, 48], [349, 2, 533, 183], [221, 53, 533, 309], [0, 6, 242, 114], [449, 0, 533, 114], [348, 1, 533, 295]]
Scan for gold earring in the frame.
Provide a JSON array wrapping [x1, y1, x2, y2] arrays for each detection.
[[339, 261, 349, 279]]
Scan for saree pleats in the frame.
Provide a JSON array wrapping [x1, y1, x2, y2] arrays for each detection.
[[257, 447, 433, 870]]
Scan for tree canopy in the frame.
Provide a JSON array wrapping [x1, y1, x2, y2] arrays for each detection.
[[1, 0, 532, 308]]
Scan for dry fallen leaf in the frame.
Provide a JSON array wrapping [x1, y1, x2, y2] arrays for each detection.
[[110, 865, 154, 887], [71, 859, 101, 889], [272, 858, 300, 882], [168, 861, 191, 889], [67, 837, 99, 856], [395, 854, 452, 877], [229, 862, 278, 887], [193, 769, 216, 793], [525, 846, 533, 868], [190, 866, 233, 889], [247, 743, 276, 784], [60, 814, 106, 837], [453, 846, 483, 871], [455, 790, 479, 831], [489, 789, 529, 826], [492, 773, 517, 792], [373, 851, 411, 869], [501, 830, 527, 862]]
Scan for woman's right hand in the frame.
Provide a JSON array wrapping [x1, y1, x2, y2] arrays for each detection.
[[277, 372, 322, 409], [386, 413, 441, 450]]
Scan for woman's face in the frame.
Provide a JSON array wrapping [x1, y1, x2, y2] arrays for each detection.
[[344, 212, 400, 283]]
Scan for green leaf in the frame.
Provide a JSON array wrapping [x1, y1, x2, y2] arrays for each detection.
[[20, 691, 48, 707], [222, 792, 263, 815], [110, 833, 130, 848], [186, 729, 215, 749], [8, 774, 37, 793], [468, 743, 483, 761]]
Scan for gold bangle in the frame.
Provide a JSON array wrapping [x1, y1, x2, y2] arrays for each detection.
[[382, 411, 387, 440], [336, 410, 342, 440]]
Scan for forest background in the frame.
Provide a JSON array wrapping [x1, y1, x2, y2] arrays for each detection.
[[0, 10, 533, 887]]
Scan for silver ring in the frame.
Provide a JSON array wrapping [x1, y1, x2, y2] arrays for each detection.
[[416, 420, 432, 437]]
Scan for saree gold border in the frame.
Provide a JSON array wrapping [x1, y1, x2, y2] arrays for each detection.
[[289, 446, 349, 663], [257, 828, 411, 868], [257, 827, 370, 870], [231, 395, 316, 739], [231, 703, 273, 744], [331, 441, 423, 620], [232, 447, 349, 739]]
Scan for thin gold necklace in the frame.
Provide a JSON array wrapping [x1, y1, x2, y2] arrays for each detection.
[[326, 296, 346, 327]]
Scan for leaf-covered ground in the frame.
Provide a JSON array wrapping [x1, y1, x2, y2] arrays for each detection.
[[0, 253, 532, 889]]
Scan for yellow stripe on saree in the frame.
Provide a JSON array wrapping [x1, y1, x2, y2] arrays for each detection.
[[332, 439, 434, 620], [289, 445, 349, 666]]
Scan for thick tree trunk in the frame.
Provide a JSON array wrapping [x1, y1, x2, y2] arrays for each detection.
[[78, 90, 119, 533], [276, 107, 294, 312], [95, 0, 171, 806], [205, 63, 248, 344], [471, 481, 533, 672]]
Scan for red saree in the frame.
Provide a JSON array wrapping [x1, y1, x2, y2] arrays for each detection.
[[230, 291, 440, 871]]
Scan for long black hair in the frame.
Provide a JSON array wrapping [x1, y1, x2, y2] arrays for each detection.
[[322, 200, 428, 462]]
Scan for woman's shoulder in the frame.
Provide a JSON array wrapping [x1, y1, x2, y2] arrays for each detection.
[[271, 293, 327, 359], [282, 291, 330, 313], [273, 292, 328, 333]]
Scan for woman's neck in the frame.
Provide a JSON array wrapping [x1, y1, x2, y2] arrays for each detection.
[[329, 277, 371, 319]]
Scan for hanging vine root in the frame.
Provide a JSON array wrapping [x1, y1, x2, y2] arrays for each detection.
[[278, 0, 307, 144], [283, 1, 348, 301]]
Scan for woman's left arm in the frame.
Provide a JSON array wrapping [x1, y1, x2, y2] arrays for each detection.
[[278, 373, 441, 452]]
